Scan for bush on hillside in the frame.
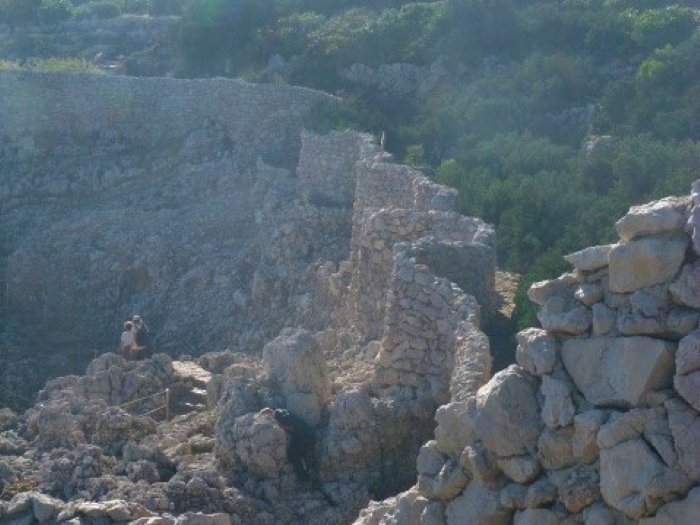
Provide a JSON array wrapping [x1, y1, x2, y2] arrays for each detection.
[[73, 0, 121, 19], [38, 0, 73, 24]]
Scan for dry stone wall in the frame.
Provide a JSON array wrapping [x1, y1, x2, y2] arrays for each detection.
[[0, 72, 501, 524], [356, 183, 700, 525]]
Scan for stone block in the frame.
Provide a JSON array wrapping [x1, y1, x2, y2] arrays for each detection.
[[561, 337, 675, 407], [608, 239, 687, 293], [615, 197, 689, 241]]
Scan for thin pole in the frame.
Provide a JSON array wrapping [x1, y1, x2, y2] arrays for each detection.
[[165, 388, 171, 421]]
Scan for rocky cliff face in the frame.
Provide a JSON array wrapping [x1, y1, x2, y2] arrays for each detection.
[[356, 187, 700, 525]]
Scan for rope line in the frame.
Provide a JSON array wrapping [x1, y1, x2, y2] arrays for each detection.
[[119, 390, 167, 408]]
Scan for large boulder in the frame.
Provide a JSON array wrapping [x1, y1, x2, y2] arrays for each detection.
[[665, 398, 700, 482], [262, 328, 331, 426], [669, 261, 700, 309], [473, 366, 542, 458], [608, 238, 688, 293], [597, 408, 691, 519], [561, 336, 675, 407], [515, 329, 559, 376], [615, 197, 689, 241]]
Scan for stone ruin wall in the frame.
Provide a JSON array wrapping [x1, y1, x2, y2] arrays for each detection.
[[357, 186, 700, 525], [0, 75, 501, 524]]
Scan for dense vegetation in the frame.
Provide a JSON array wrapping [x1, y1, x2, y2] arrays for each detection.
[[1, 0, 698, 327]]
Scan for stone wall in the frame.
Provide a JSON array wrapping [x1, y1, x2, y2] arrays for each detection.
[[356, 184, 700, 525]]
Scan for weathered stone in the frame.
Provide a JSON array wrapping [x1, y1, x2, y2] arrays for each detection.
[[541, 375, 576, 429], [591, 303, 616, 335], [538, 296, 591, 335], [575, 284, 604, 306], [538, 427, 576, 470], [598, 408, 691, 519], [639, 486, 700, 525], [528, 274, 579, 306], [669, 261, 700, 308], [514, 508, 561, 525], [473, 366, 542, 457], [497, 455, 541, 484], [445, 482, 511, 525], [674, 331, 700, 412], [561, 337, 675, 407], [30, 492, 63, 522], [433, 402, 475, 456], [665, 398, 700, 482], [417, 441, 445, 476], [418, 458, 469, 501], [460, 442, 501, 484], [558, 465, 601, 513], [608, 239, 688, 293], [524, 478, 558, 508], [573, 410, 607, 463], [564, 245, 613, 272], [615, 197, 689, 241], [262, 328, 331, 426], [515, 329, 559, 376]]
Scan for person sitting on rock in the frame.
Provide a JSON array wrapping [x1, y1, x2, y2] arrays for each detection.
[[131, 314, 152, 359], [260, 407, 317, 484], [118, 320, 134, 359]]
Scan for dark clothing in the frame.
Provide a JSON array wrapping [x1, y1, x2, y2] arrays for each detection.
[[273, 409, 316, 482], [133, 323, 152, 358]]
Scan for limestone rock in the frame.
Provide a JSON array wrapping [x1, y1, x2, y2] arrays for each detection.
[[418, 457, 469, 500], [639, 486, 700, 525], [564, 245, 613, 272], [528, 274, 579, 306], [674, 331, 700, 412], [669, 261, 700, 308], [537, 296, 591, 335], [561, 336, 675, 407], [445, 482, 511, 525], [460, 442, 501, 484], [473, 366, 542, 458], [262, 328, 331, 426], [598, 409, 691, 519], [515, 329, 559, 376], [541, 374, 576, 429], [433, 401, 475, 456], [615, 197, 689, 241], [608, 239, 688, 293], [496, 455, 540, 484], [575, 283, 604, 306], [224, 412, 288, 479], [572, 410, 607, 463], [557, 465, 601, 513], [538, 427, 576, 471], [591, 303, 616, 335], [665, 398, 700, 482]]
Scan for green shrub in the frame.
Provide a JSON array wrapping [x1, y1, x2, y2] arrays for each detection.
[[38, 0, 73, 24], [31, 57, 104, 73], [0, 0, 41, 26], [73, 0, 121, 19]]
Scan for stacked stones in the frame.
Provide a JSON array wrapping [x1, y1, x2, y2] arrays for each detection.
[[357, 185, 700, 524]]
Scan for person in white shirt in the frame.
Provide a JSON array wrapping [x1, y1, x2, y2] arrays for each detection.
[[119, 320, 134, 358]]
